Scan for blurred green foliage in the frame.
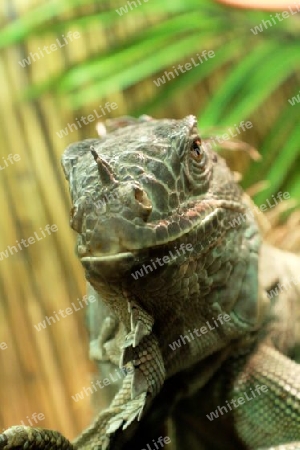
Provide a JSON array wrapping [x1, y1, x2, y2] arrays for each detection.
[[1, 0, 300, 207]]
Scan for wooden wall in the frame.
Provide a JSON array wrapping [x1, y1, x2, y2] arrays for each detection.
[[0, 0, 123, 439]]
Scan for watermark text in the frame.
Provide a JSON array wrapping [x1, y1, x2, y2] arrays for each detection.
[[56, 102, 118, 138], [18, 32, 80, 67], [250, 3, 300, 34], [0, 224, 58, 261], [34, 294, 96, 331], [0, 342, 7, 351], [169, 314, 231, 351], [206, 384, 268, 421], [0, 153, 21, 171], [131, 243, 193, 280], [153, 50, 215, 87], [116, 0, 149, 16]]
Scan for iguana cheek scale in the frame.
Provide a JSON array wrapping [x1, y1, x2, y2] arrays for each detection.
[[1, 116, 300, 450]]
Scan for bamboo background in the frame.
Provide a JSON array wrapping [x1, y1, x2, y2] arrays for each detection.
[[0, 0, 300, 443]]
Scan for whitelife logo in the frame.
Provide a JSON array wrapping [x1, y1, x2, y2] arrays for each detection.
[[34, 294, 96, 331], [288, 89, 300, 105], [140, 435, 171, 450], [153, 50, 215, 87], [56, 102, 118, 138], [202, 121, 253, 146], [18, 32, 81, 67], [0, 153, 21, 171], [206, 384, 268, 421], [71, 367, 132, 402], [250, 3, 300, 34], [227, 191, 291, 229], [267, 275, 300, 300], [131, 243, 193, 280], [0, 224, 58, 261], [169, 314, 231, 351], [115, 0, 149, 16], [1, 413, 45, 434]]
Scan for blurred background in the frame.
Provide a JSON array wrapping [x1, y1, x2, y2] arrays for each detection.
[[0, 0, 299, 442]]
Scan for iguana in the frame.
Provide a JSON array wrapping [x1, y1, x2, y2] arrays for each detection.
[[1, 115, 300, 450]]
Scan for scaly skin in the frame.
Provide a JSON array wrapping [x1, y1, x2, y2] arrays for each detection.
[[1, 116, 299, 450]]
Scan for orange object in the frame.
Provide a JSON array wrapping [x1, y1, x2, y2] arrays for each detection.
[[215, 0, 296, 10]]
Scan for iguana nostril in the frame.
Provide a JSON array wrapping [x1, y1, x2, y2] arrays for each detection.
[[134, 187, 144, 203], [134, 187, 151, 208], [134, 187, 152, 220]]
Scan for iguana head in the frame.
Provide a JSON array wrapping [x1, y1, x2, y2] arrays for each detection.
[[62, 115, 265, 365], [62, 115, 246, 276]]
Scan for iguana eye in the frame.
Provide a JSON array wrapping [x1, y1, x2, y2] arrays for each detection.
[[190, 138, 206, 166]]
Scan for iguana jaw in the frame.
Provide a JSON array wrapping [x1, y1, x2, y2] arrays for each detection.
[[75, 198, 245, 263]]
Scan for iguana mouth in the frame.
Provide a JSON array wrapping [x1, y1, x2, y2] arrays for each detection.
[[80, 252, 134, 261], [76, 198, 245, 262], [79, 251, 136, 277]]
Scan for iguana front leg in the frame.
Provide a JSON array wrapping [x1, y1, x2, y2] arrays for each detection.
[[230, 245, 300, 449], [72, 298, 165, 450], [227, 343, 300, 449]]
